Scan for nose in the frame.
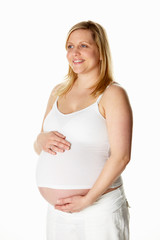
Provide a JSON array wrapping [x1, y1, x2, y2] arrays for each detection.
[[72, 46, 81, 56]]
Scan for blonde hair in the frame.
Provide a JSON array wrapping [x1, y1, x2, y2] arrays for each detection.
[[56, 20, 114, 97]]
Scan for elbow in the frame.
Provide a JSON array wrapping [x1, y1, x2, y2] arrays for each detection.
[[122, 155, 131, 167], [113, 154, 131, 168], [111, 152, 131, 166]]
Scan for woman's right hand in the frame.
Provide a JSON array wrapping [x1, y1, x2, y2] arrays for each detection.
[[37, 131, 71, 155]]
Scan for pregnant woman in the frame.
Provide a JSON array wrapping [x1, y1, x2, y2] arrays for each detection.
[[34, 20, 133, 240]]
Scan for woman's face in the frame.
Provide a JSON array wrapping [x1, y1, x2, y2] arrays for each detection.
[[66, 29, 100, 76]]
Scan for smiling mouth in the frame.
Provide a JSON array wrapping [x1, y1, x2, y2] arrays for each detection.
[[73, 59, 85, 64]]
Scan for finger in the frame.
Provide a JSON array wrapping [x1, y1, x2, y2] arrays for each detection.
[[51, 141, 70, 150], [53, 136, 71, 147], [51, 133, 71, 146], [56, 141, 70, 150], [54, 131, 66, 138], [46, 149, 57, 155], [58, 139, 71, 147], [50, 145, 65, 153], [56, 197, 72, 205], [55, 204, 72, 212]]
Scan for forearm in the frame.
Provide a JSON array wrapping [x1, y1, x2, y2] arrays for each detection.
[[85, 156, 129, 204]]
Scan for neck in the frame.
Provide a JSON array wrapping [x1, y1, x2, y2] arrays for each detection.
[[75, 71, 100, 90]]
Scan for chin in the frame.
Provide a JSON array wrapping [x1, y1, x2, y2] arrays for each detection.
[[72, 69, 86, 75]]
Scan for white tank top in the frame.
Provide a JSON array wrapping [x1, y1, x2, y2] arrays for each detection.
[[36, 90, 122, 189]]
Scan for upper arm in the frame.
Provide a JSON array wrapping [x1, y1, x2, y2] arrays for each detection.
[[41, 84, 61, 132], [102, 85, 133, 161]]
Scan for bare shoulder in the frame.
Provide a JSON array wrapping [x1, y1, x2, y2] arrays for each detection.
[[103, 83, 128, 99], [102, 84, 130, 104], [50, 83, 62, 97], [101, 84, 132, 116], [47, 83, 62, 105]]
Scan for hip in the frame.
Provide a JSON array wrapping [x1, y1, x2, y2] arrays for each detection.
[[46, 185, 130, 239]]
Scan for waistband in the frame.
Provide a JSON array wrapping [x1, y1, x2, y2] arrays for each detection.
[[91, 185, 126, 211]]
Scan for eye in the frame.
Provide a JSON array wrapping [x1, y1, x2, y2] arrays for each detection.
[[67, 45, 73, 49], [81, 44, 88, 48]]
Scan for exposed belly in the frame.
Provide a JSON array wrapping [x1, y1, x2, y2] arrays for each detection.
[[38, 187, 90, 206]]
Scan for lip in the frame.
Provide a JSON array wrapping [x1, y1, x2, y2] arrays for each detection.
[[73, 59, 85, 64]]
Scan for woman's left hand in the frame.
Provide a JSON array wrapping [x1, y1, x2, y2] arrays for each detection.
[[54, 195, 91, 213]]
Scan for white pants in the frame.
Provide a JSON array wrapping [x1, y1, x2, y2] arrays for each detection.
[[46, 186, 130, 240]]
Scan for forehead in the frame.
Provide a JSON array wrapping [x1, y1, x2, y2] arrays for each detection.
[[67, 29, 94, 43]]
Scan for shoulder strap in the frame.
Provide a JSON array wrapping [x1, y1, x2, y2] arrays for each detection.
[[96, 93, 103, 103], [107, 81, 120, 89], [96, 82, 120, 103]]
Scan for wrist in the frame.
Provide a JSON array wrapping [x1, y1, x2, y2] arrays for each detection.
[[84, 187, 105, 206], [84, 191, 97, 206]]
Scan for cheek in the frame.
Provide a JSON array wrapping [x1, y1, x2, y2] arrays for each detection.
[[66, 52, 69, 60], [66, 52, 74, 68], [66, 51, 71, 62], [86, 49, 99, 60], [91, 51, 100, 63]]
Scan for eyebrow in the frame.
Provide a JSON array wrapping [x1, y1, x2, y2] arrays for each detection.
[[67, 41, 93, 45]]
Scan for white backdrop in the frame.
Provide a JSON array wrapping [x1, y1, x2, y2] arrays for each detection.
[[0, 0, 160, 239]]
